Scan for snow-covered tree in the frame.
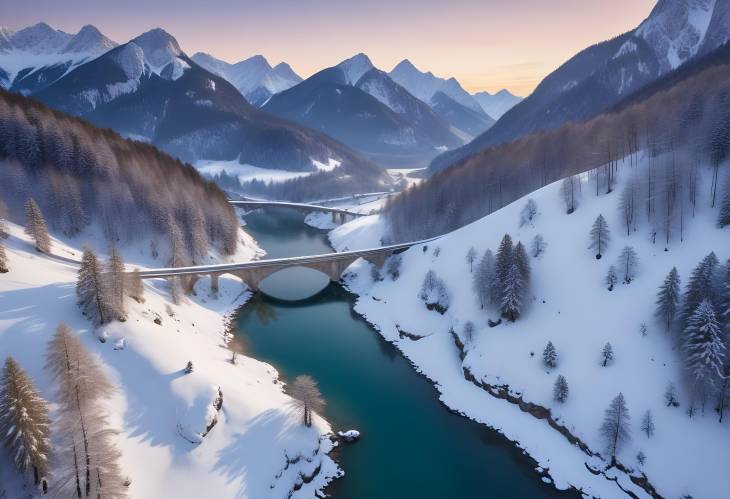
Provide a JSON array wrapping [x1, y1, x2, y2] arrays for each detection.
[[24, 198, 51, 254], [473, 249, 495, 308], [513, 241, 531, 284], [77, 247, 111, 326], [655, 267, 681, 331], [185, 361, 194, 374], [106, 247, 126, 321], [493, 234, 514, 304], [128, 268, 145, 303], [588, 214, 610, 259], [718, 178, 730, 228], [466, 247, 477, 272], [0, 239, 7, 273], [617, 246, 638, 283], [419, 270, 450, 314], [462, 321, 475, 345], [385, 254, 402, 281], [531, 234, 547, 258], [501, 262, 524, 321], [553, 375, 569, 403], [601, 342, 614, 367], [0, 357, 50, 486], [664, 382, 679, 407], [45, 323, 126, 498], [288, 375, 325, 427], [681, 253, 720, 326], [543, 341, 557, 369], [520, 199, 538, 226], [599, 392, 631, 463], [640, 409, 655, 438], [620, 176, 638, 236], [606, 265, 618, 291], [683, 300, 725, 391]]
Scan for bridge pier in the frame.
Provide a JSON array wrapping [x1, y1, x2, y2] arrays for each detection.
[[364, 252, 389, 269], [331, 211, 337, 223], [210, 273, 219, 293]]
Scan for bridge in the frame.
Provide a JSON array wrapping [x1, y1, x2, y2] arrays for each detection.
[[230, 200, 366, 224], [135, 238, 438, 292]]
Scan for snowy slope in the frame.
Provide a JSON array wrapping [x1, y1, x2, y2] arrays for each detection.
[[331, 152, 730, 498], [336, 53, 374, 85], [0, 222, 341, 498]]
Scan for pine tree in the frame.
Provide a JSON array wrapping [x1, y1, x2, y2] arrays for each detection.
[[606, 265, 618, 291], [128, 268, 145, 303], [683, 300, 725, 390], [106, 247, 126, 321], [289, 375, 326, 427], [0, 357, 50, 485], [543, 341, 557, 368], [0, 239, 8, 273], [77, 247, 111, 325], [716, 259, 730, 323], [473, 249, 495, 308], [718, 178, 730, 227], [24, 198, 51, 254], [553, 375, 569, 403], [513, 241, 531, 284], [655, 267, 681, 331], [501, 262, 524, 321], [599, 392, 631, 463], [617, 246, 638, 283], [45, 323, 126, 498], [493, 234, 514, 304], [681, 253, 720, 326], [640, 409, 655, 438], [601, 342, 614, 367], [466, 247, 477, 272], [589, 214, 610, 259]]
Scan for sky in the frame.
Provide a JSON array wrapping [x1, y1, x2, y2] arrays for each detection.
[[1, 0, 657, 96]]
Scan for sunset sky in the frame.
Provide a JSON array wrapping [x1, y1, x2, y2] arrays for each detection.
[[2, 0, 657, 96]]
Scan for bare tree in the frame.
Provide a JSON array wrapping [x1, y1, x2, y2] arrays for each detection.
[[561, 176, 580, 214], [0, 198, 8, 239], [466, 247, 477, 272], [617, 246, 638, 284], [600, 392, 631, 464], [106, 247, 126, 321], [77, 247, 112, 326], [0, 239, 7, 273], [288, 375, 325, 427], [640, 410, 655, 438]]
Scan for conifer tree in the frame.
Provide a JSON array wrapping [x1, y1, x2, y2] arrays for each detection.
[[589, 214, 610, 259], [600, 392, 631, 463], [513, 241, 531, 284], [128, 268, 145, 303], [0, 239, 7, 273], [718, 179, 730, 228], [106, 247, 126, 321], [681, 253, 720, 326], [664, 382, 679, 407], [553, 375, 569, 403], [640, 409, 655, 438], [683, 300, 725, 390], [493, 234, 514, 304], [617, 246, 638, 283], [716, 259, 730, 323], [543, 341, 557, 368], [605, 265, 618, 291], [77, 247, 111, 325], [473, 249, 495, 308], [601, 342, 614, 367], [289, 375, 325, 427], [0, 357, 50, 486], [24, 198, 51, 254], [655, 267, 681, 331], [501, 262, 524, 321]]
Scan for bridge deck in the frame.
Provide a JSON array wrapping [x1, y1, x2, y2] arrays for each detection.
[[229, 200, 364, 216]]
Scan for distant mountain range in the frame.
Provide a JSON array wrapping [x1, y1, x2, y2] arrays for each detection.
[[429, 0, 730, 174], [472, 89, 522, 120]]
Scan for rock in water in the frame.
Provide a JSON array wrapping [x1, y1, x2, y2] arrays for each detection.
[[338, 429, 360, 442]]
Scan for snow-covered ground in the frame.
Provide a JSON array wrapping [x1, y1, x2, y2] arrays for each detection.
[[330, 155, 730, 498], [387, 167, 425, 188], [304, 194, 392, 231], [0, 222, 341, 498], [195, 159, 314, 184]]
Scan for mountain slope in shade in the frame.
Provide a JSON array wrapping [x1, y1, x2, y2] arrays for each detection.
[[428, 0, 725, 175], [389, 59, 483, 113], [472, 89, 522, 120], [191, 52, 302, 106], [263, 66, 460, 166], [33, 28, 385, 180], [0, 22, 116, 93], [430, 91, 495, 138]]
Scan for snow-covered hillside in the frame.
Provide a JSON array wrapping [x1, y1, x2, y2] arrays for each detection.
[[331, 153, 730, 498], [0, 222, 340, 498]]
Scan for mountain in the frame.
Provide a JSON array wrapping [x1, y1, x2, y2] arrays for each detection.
[[263, 65, 461, 166], [337, 52, 374, 85], [191, 52, 302, 106], [33, 28, 384, 179], [0, 22, 116, 93], [429, 91, 495, 138], [472, 89, 522, 120], [428, 0, 724, 174], [389, 59, 483, 113]]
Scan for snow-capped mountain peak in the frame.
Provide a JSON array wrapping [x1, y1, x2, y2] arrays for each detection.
[[472, 89, 523, 120], [336, 53, 374, 85], [63, 24, 117, 54], [131, 28, 183, 71], [6, 22, 71, 54]]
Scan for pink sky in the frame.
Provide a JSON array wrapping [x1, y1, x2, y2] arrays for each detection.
[[2, 0, 657, 96]]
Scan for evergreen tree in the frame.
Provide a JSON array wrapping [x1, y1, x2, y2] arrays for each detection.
[[493, 234, 514, 304], [717, 260, 730, 324], [681, 253, 720, 326], [599, 392, 631, 463], [589, 214, 610, 259], [601, 342, 614, 367], [184, 361, 194, 374], [718, 178, 730, 228], [683, 300, 726, 390], [640, 409, 655, 438], [0, 239, 7, 273], [513, 241, 531, 284], [24, 198, 51, 254], [419, 270, 450, 313], [473, 249, 495, 308], [553, 375, 569, 403], [466, 247, 477, 272], [655, 267, 681, 331], [0, 357, 50, 485], [76, 247, 111, 325], [106, 247, 126, 321], [543, 341, 557, 368], [128, 268, 145, 303], [501, 262, 524, 321], [617, 246, 638, 283], [606, 265, 618, 291], [289, 375, 325, 427]]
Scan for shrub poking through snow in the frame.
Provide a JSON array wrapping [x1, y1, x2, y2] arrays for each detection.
[[419, 270, 450, 314], [588, 214, 610, 259], [599, 392, 631, 464], [553, 375, 569, 403], [288, 375, 325, 427]]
